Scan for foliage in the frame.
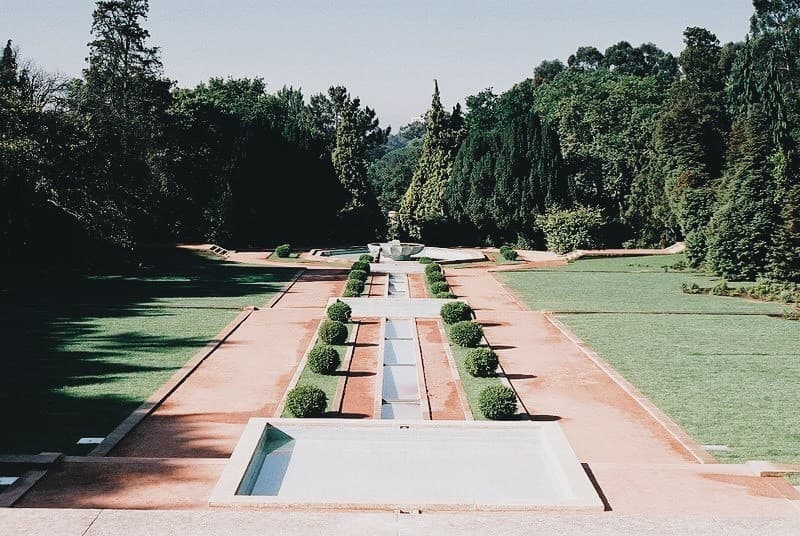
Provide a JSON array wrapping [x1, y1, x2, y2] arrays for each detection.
[[348, 269, 368, 282], [274, 244, 291, 258], [326, 299, 352, 322], [344, 278, 365, 295], [478, 385, 517, 420], [424, 263, 442, 275], [449, 321, 484, 347], [440, 301, 473, 324], [351, 261, 370, 273], [426, 270, 446, 283], [418, 257, 433, 264], [465, 348, 499, 377], [400, 80, 465, 239], [500, 248, 519, 261], [429, 281, 450, 295], [307, 345, 341, 375], [536, 206, 605, 254], [286, 384, 327, 417], [318, 319, 348, 344], [434, 291, 457, 299], [358, 254, 374, 262]]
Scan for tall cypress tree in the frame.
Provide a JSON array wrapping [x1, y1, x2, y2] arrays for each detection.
[[400, 80, 456, 239]]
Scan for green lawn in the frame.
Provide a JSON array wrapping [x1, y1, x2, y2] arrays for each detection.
[[498, 255, 800, 463], [282, 323, 355, 417], [0, 248, 296, 454]]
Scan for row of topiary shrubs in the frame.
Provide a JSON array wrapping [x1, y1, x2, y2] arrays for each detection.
[[343, 256, 373, 297], [439, 300, 517, 420], [423, 261, 456, 298], [284, 300, 354, 418]]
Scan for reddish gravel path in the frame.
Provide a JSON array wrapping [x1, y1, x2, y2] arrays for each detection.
[[338, 319, 380, 419], [416, 319, 467, 420]]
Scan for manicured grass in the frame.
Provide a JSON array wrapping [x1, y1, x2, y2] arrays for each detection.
[[282, 323, 355, 417], [498, 255, 800, 463], [0, 248, 297, 454], [501, 255, 783, 314]]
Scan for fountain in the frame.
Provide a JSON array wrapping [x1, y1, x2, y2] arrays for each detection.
[[368, 240, 425, 261]]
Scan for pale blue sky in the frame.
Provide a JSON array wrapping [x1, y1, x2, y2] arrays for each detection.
[[1, 0, 754, 127]]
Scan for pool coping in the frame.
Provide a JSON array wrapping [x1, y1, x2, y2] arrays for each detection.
[[208, 418, 604, 512]]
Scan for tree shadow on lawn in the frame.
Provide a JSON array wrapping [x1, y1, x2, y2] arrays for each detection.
[[0, 247, 296, 455]]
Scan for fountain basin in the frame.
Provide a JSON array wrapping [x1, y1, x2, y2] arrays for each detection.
[[368, 241, 425, 261]]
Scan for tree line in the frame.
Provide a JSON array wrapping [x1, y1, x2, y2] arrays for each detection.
[[389, 1, 799, 281], [1, 0, 798, 283]]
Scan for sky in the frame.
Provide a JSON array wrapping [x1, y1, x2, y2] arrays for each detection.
[[1, 0, 755, 128]]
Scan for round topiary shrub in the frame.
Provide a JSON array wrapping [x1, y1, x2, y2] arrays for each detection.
[[418, 257, 433, 264], [434, 291, 457, 299], [478, 385, 517, 420], [326, 300, 352, 322], [358, 254, 374, 262], [342, 289, 360, 297], [351, 261, 370, 274], [501, 248, 519, 261], [424, 263, 442, 275], [429, 281, 450, 295], [345, 278, 365, 295], [449, 320, 483, 347], [307, 344, 341, 374], [286, 384, 327, 417], [465, 348, 499, 377], [440, 301, 473, 324], [348, 269, 368, 282], [274, 244, 291, 258], [318, 319, 348, 344], [426, 271, 446, 284]]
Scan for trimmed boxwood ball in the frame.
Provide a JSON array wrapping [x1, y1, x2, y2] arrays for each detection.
[[501, 248, 519, 261], [434, 291, 457, 299], [465, 348, 499, 377], [326, 300, 351, 322], [478, 385, 517, 420], [342, 289, 360, 297], [351, 261, 370, 274], [426, 271, 446, 284], [440, 301, 473, 324], [358, 254, 374, 262], [429, 281, 450, 295], [307, 344, 341, 374], [449, 321, 484, 347], [318, 319, 348, 344], [286, 384, 327, 417], [424, 263, 442, 275], [345, 278, 365, 295], [274, 244, 291, 258], [418, 257, 433, 264], [348, 269, 368, 282]]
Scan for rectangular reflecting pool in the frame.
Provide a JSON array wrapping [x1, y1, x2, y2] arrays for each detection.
[[210, 419, 603, 511]]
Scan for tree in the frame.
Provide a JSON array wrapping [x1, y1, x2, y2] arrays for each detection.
[[706, 106, 781, 279], [769, 183, 800, 281], [567, 46, 605, 71], [369, 139, 422, 213], [446, 81, 569, 245], [400, 80, 460, 238], [653, 27, 729, 265], [332, 92, 384, 239], [534, 59, 565, 86]]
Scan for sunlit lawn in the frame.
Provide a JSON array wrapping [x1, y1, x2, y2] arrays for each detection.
[[498, 255, 800, 463]]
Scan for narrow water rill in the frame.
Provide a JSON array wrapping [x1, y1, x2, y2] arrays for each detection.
[[380, 318, 423, 419]]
